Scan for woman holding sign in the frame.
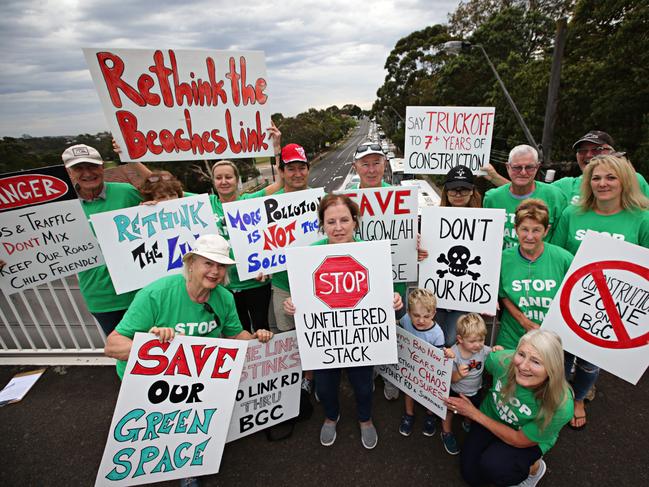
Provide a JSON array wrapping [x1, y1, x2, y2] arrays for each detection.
[[445, 329, 574, 486], [284, 194, 403, 449], [551, 154, 649, 429]]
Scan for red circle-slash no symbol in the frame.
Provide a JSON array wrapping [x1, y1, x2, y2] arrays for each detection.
[[560, 260, 649, 349]]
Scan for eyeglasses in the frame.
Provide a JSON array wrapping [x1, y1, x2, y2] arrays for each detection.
[[355, 144, 383, 154], [147, 174, 174, 183], [507, 164, 539, 174], [576, 146, 611, 155], [447, 188, 473, 196]]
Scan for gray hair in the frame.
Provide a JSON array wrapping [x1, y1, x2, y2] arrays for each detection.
[[508, 144, 538, 164]]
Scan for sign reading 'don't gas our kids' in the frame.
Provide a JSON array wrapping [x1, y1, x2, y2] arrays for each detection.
[[90, 194, 217, 294], [286, 240, 397, 370], [419, 206, 506, 314], [226, 331, 302, 442], [339, 186, 418, 282], [404, 106, 495, 175], [378, 327, 452, 419], [542, 231, 649, 385], [96, 333, 247, 486], [223, 188, 325, 280], [83, 48, 273, 162], [0, 165, 103, 295]]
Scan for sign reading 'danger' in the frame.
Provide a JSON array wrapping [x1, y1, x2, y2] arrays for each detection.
[[83, 48, 273, 162], [404, 106, 495, 175], [378, 327, 452, 419], [286, 240, 397, 370], [96, 333, 247, 486], [0, 165, 103, 294], [226, 331, 302, 442], [339, 186, 418, 282], [542, 231, 649, 385], [223, 188, 325, 280], [419, 206, 506, 314], [90, 194, 218, 294]]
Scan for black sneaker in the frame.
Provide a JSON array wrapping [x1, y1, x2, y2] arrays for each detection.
[[399, 414, 414, 436]]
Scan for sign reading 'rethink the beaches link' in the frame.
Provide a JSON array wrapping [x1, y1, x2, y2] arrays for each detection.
[[96, 333, 247, 486], [404, 106, 495, 175], [83, 48, 274, 162], [286, 240, 397, 370], [223, 188, 325, 280], [0, 165, 103, 295]]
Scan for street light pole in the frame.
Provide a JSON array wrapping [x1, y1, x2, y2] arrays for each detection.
[[442, 41, 543, 161]]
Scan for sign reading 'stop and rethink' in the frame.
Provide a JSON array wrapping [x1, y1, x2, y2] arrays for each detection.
[[404, 106, 495, 175], [83, 48, 273, 162]]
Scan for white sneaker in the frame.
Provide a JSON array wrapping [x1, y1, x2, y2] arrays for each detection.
[[515, 459, 546, 487]]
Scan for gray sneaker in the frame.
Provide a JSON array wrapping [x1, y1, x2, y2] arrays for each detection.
[[320, 418, 338, 447], [360, 423, 378, 449], [383, 380, 399, 400], [515, 459, 546, 487]]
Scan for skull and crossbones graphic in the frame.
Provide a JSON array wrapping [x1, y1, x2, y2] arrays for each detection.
[[436, 245, 481, 281]]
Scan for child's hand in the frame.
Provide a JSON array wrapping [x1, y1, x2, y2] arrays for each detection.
[[443, 347, 455, 359], [457, 364, 470, 378], [392, 292, 403, 311], [492, 345, 504, 352]]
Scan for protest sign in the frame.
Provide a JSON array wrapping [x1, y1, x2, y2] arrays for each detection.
[[404, 106, 495, 175], [542, 232, 649, 385], [378, 327, 452, 419], [226, 331, 302, 442], [83, 48, 273, 162], [223, 188, 325, 280], [96, 333, 247, 486], [90, 194, 217, 294], [0, 165, 103, 294], [419, 206, 506, 314], [339, 186, 418, 282], [286, 240, 397, 370]]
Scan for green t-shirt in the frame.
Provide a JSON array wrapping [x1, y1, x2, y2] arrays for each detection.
[[483, 182, 567, 249], [553, 173, 649, 205], [210, 188, 267, 291], [497, 244, 573, 350], [481, 350, 574, 454], [551, 205, 649, 255], [114, 274, 243, 379], [78, 182, 142, 313]]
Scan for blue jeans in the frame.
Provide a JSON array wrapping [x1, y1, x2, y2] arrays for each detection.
[[315, 366, 373, 422], [564, 352, 599, 401], [436, 308, 464, 347]]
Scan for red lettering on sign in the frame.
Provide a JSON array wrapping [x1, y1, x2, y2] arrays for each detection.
[[212, 347, 239, 379], [191, 345, 217, 376], [130, 339, 171, 375]]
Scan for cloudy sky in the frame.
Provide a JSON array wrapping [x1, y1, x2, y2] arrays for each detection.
[[0, 0, 459, 137]]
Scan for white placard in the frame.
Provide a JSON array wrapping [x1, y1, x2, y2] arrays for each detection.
[[418, 206, 506, 314], [339, 186, 418, 282], [223, 188, 325, 280], [378, 327, 452, 419], [83, 48, 273, 162], [542, 231, 649, 385], [286, 240, 397, 370], [227, 331, 302, 442], [404, 106, 495, 175], [90, 194, 217, 294], [96, 333, 248, 486]]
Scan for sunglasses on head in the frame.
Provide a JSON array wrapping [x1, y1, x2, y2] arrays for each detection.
[[147, 174, 174, 183], [355, 144, 383, 154]]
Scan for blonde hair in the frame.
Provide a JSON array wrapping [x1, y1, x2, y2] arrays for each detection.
[[580, 155, 649, 211], [514, 198, 550, 229], [182, 253, 230, 287], [456, 313, 487, 339], [212, 160, 241, 182], [407, 288, 437, 314], [500, 329, 571, 431]]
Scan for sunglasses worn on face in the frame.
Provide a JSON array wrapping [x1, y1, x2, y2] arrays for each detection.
[[508, 164, 539, 174], [448, 188, 473, 196], [356, 144, 383, 154]]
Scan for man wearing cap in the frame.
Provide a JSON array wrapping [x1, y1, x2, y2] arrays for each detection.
[[555, 130, 649, 204], [349, 143, 391, 189], [483, 144, 567, 249], [62, 144, 142, 335]]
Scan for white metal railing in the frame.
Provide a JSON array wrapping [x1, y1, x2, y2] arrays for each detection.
[[0, 275, 114, 365]]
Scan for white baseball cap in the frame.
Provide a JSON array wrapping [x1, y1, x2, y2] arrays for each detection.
[[183, 234, 236, 265], [62, 144, 104, 168]]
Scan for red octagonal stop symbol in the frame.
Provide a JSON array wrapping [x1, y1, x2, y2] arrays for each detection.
[[313, 255, 369, 309]]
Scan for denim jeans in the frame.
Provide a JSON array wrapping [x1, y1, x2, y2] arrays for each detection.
[[564, 351, 599, 401], [315, 366, 374, 422]]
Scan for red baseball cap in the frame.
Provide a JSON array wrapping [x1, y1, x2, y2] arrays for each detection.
[[280, 143, 309, 167]]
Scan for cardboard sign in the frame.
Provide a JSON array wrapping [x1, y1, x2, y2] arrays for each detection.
[[0, 165, 103, 294], [96, 333, 247, 486], [418, 206, 506, 313], [378, 327, 452, 419], [404, 106, 495, 175], [223, 188, 325, 280], [339, 186, 418, 282], [286, 240, 397, 370], [542, 232, 649, 385], [90, 194, 217, 294], [83, 48, 273, 162], [226, 331, 302, 442]]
